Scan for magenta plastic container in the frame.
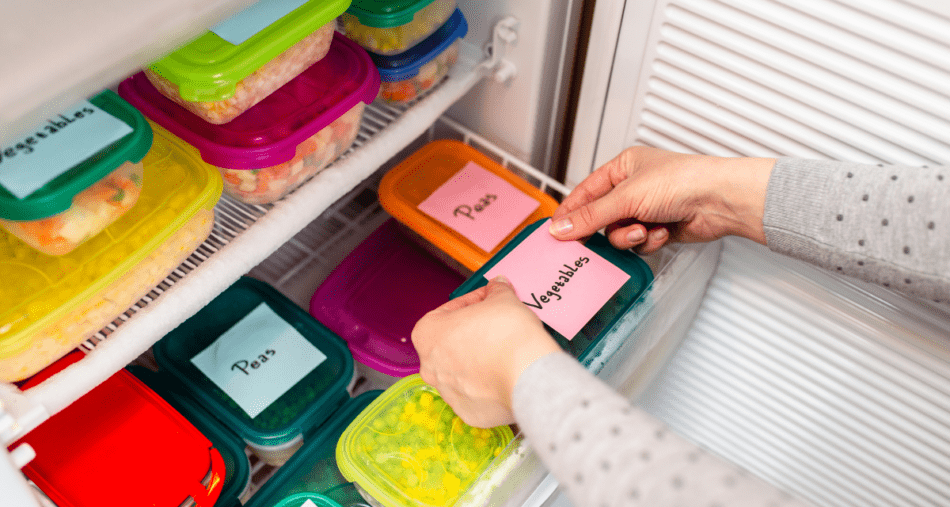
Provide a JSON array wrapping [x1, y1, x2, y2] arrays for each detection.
[[119, 32, 380, 205], [309, 219, 466, 387]]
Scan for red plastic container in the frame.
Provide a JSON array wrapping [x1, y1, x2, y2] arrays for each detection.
[[14, 352, 225, 507]]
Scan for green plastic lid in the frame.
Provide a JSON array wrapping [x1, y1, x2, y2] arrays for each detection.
[[274, 493, 342, 507], [153, 277, 355, 449], [450, 218, 655, 366], [346, 0, 438, 28], [336, 375, 514, 507], [129, 366, 251, 507], [245, 392, 381, 507], [0, 90, 152, 221], [148, 0, 351, 103]]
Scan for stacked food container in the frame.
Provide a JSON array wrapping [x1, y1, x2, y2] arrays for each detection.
[[153, 277, 355, 466], [0, 99, 221, 381], [121, 0, 379, 205], [340, 0, 468, 105]]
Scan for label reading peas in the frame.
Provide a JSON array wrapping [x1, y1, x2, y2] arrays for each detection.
[[191, 303, 326, 418], [210, 0, 309, 45]]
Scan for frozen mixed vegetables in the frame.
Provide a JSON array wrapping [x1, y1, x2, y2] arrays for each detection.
[[378, 41, 459, 105], [218, 103, 364, 205], [0, 162, 143, 257], [341, 0, 456, 55], [145, 23, 335, 124]]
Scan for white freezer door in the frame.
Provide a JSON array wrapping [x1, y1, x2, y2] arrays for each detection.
[[558, 0, 950, 506]]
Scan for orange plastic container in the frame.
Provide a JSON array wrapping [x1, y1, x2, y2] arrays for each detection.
[[379, 140, 559, 273]]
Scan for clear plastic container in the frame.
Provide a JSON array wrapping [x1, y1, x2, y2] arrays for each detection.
[[145, 0, 350, 124], [15, 353, 226, 507], [244, 392, 380, 507], [0, 121, 222, 382], [374, 9, 466, 105], [336, 375, 514, 507], [451, 218, 655, 369], [153, 277, 355, 467], [341, 0, 456, 55], [0, 91, 152, 256], [379, 140, 560, 273], [309, 220, 467, 390], [122, 33, 380, 205]]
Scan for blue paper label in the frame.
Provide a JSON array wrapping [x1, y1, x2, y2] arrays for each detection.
[[0, 100, 133, 199], [211, 0, 310, 45], [191, 303, 327, 418]]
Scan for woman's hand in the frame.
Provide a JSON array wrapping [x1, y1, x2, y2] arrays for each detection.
[[412, 276, 561, 428], [550, 146, 776, 253]]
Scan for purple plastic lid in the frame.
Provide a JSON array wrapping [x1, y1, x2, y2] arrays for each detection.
[[118, 32, 380, 170], [309, 219, 466, 377]]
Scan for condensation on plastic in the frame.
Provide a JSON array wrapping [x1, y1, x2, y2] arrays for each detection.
[[145, 22, 336, 124]]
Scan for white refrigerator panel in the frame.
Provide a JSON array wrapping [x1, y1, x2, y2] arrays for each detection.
[[559, 0, 950, 506]]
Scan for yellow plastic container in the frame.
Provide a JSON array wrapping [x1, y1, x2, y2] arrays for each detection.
[[0, 121, 222, 381], [379, 140, 560, 273], [336, 375, 514, 507]]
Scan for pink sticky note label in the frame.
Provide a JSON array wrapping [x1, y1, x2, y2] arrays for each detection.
[[485, 219, 631, 339], [417, 162, 541, 252]]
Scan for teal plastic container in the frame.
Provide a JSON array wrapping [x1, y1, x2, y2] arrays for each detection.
[[128, 366, 251, 507], [450, 218, 654, 367], [154, 277, 355, 466], [245, 392, 381, 507]]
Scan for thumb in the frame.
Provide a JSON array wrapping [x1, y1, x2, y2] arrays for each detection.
[[548, 188, 633, 241], [483, 275, 521, 303]]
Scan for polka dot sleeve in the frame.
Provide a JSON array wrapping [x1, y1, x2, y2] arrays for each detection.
[[512, 352, 812, 507], [763, 158, 950, 302]]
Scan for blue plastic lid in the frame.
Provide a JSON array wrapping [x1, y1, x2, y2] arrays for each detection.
[[370, 8, 467, 82]]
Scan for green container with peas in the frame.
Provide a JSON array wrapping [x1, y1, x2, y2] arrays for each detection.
[[336, 375, 514, 507], [154, 277, 355, 466]]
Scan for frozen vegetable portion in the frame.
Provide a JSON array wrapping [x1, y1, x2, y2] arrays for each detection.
[[338, 376, 514, 507], [341, 0, 456, 55], [145, 23, 335, 124], [0, 162, 143, 256], [218, 103, 364, 205], [378, 41, 459, 105]]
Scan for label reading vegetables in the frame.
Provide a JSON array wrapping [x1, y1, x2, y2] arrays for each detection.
[[191, 303, 326, 418], [0, 100, 133, 199]]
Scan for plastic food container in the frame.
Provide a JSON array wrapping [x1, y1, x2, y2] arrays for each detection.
[[0, 91, 152, 256], [130, 366, 252, 507], [0, 122, 221, 382], [145, 0, 350, 124], [154, 277, 355, 466], [379, 140, 560, 274], [374, 9, 467, 105], [245, 392, 380, 507], [309, 219, 466, 390], [14, 352, 226, 507], [341, 0, 456, 55], [451, 218, 655, 366], [336, 375, 515, 507], [122, 32, 379, 205]]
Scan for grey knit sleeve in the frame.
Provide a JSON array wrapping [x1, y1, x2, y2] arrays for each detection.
[[512, 352, 811, 507], [763, 158, 950, 302]]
